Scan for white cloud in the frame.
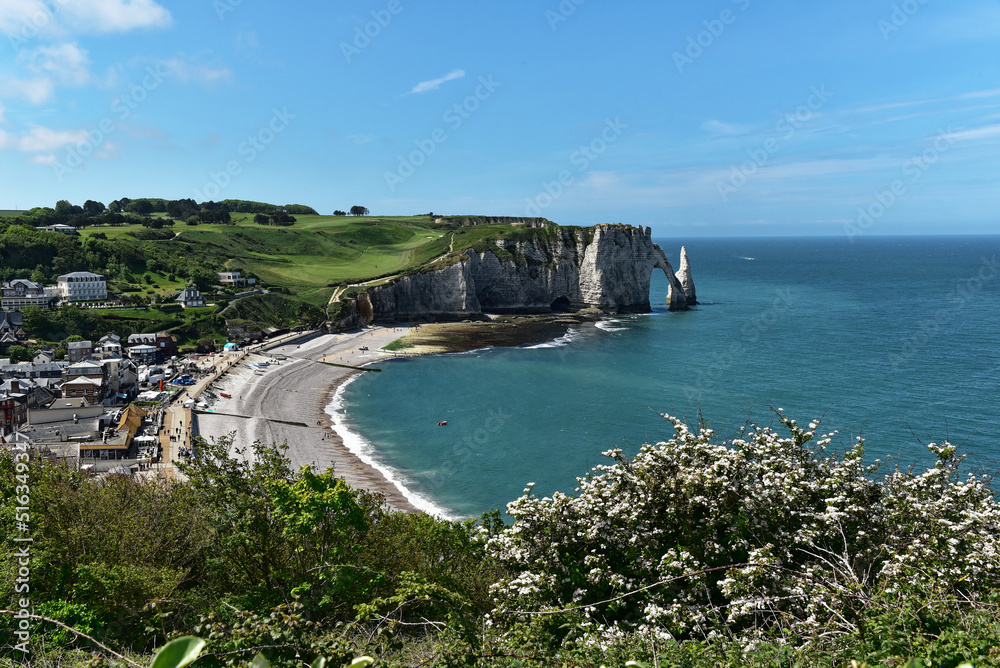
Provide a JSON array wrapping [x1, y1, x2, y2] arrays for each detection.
[[0, 0, 51, 36], [950, 124, 1000, 142], [406, 69, 465, 95], [16, 125, 89, 152], [29, 153, 57, 165], [153, 56, 232, 86], [60, 0, 172, 33], [25, 42, 91, 86], [701, 120, 751, 136], [0, 0, 171, 37], [94, 141, 120, 159], [348, 134, 374, 145], [0, 75, 55, 103]]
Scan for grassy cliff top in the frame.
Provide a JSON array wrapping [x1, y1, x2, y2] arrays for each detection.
[[78, 214, 576, 297]]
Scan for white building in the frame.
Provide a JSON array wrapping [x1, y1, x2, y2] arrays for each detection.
[[96, 334, 122, 356], [1, 279, 59, 311], [218, 271, 255, 286], [56, 272, 107, 303]]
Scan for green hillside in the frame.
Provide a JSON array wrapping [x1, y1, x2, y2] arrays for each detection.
[[0, 206, 558, 347], [78, 214, 559, 292]]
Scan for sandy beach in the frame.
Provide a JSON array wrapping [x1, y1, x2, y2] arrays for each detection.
[[193, 326, 419, 513]]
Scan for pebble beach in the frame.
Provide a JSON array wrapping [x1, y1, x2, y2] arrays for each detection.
[[192, 327, 419, 513]]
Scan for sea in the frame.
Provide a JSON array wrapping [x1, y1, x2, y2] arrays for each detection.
[[329, 236, 1000, 519]]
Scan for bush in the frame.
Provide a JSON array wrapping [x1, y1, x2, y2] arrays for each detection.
[[487, 411, 1000, 661]]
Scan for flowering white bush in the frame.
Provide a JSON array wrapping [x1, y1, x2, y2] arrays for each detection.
[[486, 412, 1000, 650]]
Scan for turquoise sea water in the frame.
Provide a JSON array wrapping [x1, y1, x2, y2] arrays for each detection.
[[332, 236, 1000, 518]]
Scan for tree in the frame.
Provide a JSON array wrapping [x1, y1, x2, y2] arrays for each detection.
[[271, 211, 296, 226], [21, 306, 47, 336], [6, 345, 30, 363], [349, 206, 369, 217], [333, 210, 347, 216], [108, 200, 122, 213], [254, 213, 270, 225], [126, 199, 154, 216], [83, 200, 105, 216], [188, 268, 216, 292]]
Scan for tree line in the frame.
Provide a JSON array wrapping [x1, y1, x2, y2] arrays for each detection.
[[3, 198, 317, 230], [333, 206, 370, 216]]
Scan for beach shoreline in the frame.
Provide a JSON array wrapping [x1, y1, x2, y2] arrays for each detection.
[[193, 326, 422, 513], [192, 315, 590, 516]]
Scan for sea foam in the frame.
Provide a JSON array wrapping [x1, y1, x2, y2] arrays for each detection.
[[327, 374, 460, 520]]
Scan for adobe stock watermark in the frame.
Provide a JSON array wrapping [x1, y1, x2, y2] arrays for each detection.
[[546, 0, 586, 31], [52, 64, 170, 182], [888, 255, 998, 371], [717, 85, 832, 202], [523, 118, 628, 216], [341, 0, 409, 63], [673, 0, 751, 73], [878, 0, 930, 39], [7, 0, 70, 53], [384, 75, 501, 192], [194, 107, 295, 201], [10, 442, 33, 657], [682, 287, 795, 400], [214, 0, 245, 21], [843, 127, 958, 242]]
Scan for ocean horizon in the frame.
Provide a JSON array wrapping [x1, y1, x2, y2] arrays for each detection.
[[331, 235, 1000, 519]]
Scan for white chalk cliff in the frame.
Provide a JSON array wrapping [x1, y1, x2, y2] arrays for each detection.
[[677, 246, 697, 305], [364, 224, 695, 321]]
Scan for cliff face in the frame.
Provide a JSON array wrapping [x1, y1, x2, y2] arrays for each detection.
[[677, 246, 697, 305], [365, 224, 693, 322]]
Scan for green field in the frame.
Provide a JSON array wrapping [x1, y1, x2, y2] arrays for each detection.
[[78, 214, 537, 292]]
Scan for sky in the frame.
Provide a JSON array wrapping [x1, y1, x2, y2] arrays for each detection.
[[0, 0, 998, 237]]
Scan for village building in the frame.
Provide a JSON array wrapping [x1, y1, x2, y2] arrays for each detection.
[[36, 224, 79, 235], [0, 312, 28, 355], [0, 389, 29, 438], [176, 286, 206, 308], [56, 271, 107, 302], [10, 400, 156, 467], [218, 271, 256, 286], [60, 377, 104, 405], [67, 340, 94, 362], [126, 332, 177, 361], [96, 356, 138, 401], [1, 279, 58, 311], [96, 333, 122, 356], [0, 378, 55, 411], [9, 399, 108, 465], [61, 360, 109, 405], [1, 359, 63, 381], [128, 344, 159, 365]]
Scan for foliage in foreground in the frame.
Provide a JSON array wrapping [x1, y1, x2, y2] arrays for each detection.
[[2, 414, 1000, 667], [488, 411, 1000, 665]]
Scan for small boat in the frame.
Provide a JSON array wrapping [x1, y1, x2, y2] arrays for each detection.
[[220, 393, 231, 398], [437, 421, 448, 426]]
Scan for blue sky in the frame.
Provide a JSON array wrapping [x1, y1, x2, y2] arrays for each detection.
[[1, 0, 998, 236]]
